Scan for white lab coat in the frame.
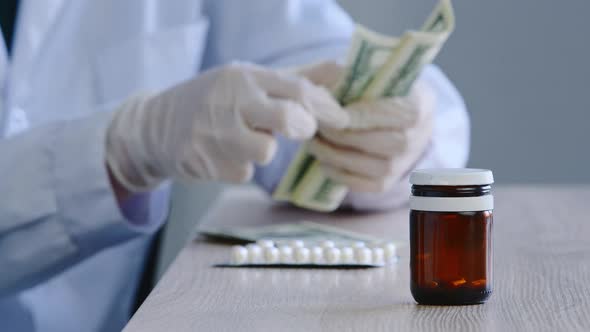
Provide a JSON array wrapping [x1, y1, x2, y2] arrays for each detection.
[[0, 0, 468, 331]]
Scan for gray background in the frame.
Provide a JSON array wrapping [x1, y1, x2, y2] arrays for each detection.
[[337, 0, 590, 183], [159, 0, 590, 277]]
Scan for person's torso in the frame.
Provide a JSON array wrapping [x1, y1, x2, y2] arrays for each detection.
[[0, 0, 209, 136], [0, 1, 209, 331]]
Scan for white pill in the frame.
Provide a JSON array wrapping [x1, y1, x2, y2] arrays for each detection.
[[354, 247, 373, 265], [325, 247, 341, 264], [372, 247, 385, 265], [341, 247, 355, 264], [321, 240, 335, 248], [294, 247, 311, 263], [264, 247, 280, 264], [289, 239, 305, 248], [382, 242, 397, 260], [352, 241, 366, 249], [247, 245, 263, 264], [257, 239, 275, 248], [311, 246, 324, 264], [230, 246, 248, 265], [279, 246, 294, 264]]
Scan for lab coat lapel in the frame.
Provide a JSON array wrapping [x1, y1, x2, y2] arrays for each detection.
[[11, 0, 69, 81], [0, 34, 6, 135]]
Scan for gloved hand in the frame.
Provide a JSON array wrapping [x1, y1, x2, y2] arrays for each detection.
[[106, 62, 349, 192], [297, 61, 435, 192]]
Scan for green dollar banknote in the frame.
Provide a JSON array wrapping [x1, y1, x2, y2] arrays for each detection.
[[273, 0, 455, 212], [199, 220, 388, 246]]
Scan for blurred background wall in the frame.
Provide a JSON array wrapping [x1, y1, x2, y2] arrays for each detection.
[[337, 0, 590, 183]]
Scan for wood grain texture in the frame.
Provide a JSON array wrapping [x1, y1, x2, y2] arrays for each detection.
[[124, 185, 590, 332]]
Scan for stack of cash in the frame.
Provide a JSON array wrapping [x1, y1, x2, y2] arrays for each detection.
[[273, 0, 455, 211]]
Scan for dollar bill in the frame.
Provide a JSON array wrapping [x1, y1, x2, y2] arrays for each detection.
[[272, 27, 400, 206], [199, 220, 387, 246], [272, 144, 315, 201], [365, 0, 455, 99], [364, 32, 446, 99], [422, 0, 455, 33], [334, 25, 401, 105], [274, 0, 455, 212]]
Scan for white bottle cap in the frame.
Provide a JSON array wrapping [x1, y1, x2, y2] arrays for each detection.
[[410, 168, 494, 212], [410, 168, 494, 186]]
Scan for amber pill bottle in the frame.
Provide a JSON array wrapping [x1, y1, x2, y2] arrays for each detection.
[[409, 169, 494, 305]]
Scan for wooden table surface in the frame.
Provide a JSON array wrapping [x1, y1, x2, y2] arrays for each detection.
[[124, 185, 590, 332]]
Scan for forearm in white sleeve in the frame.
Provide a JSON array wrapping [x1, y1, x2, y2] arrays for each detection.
[[0, 111, 169, 296], [341, 65, 470, 211]]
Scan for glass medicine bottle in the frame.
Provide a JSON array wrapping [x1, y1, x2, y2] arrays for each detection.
[[409, 169, 494, 305]]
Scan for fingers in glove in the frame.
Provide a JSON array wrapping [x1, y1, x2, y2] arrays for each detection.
[[242, 97, 318, 140], [231, 129, 278, 165], [321, 164, 394, 193], [319, 127, 408, 158], [214, 160, 255, 183], [345, 98, 418, 130], [249, 66, 349, 129], [307, 138, 394, 178], [343, 78, 436, 130], [292, 60, 343, 89], [177, 141, 258, 182]]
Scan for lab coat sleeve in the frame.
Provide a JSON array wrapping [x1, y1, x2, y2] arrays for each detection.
[[0, 111, 169, 296]]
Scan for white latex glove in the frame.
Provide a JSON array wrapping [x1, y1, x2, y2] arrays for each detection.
[[106, 62, 349, 191], [298, 61, 435, 193]]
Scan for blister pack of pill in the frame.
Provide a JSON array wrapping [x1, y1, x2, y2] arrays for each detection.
[[223, 239, 397, 268]]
